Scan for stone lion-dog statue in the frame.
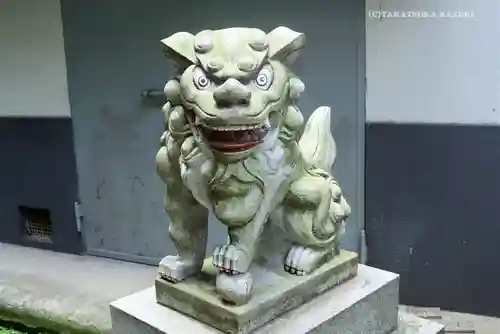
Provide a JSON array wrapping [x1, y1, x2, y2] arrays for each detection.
[[156, 26, 351, 305]]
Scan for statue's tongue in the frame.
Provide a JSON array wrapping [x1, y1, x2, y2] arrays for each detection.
[[204, 129, 263, 152]]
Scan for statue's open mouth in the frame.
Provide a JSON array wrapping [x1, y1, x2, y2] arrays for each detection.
[[199, 124, 269, 153]]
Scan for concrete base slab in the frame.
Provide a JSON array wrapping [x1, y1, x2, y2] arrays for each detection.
[[395, 312, 445, 333], [155, 250, 358, 334], [110, 264, 401, 334]]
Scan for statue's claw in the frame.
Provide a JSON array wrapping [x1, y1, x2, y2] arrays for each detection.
[[158, 255, 202, 283], [284, 245, 330, 276], [159, 272, 179, 283], [212, 244, 251, 275]]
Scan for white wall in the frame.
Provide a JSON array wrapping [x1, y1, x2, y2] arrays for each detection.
[[0, 0, 70, 117], [366, 0, 500, 124]]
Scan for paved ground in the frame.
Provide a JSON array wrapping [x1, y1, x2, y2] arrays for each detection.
[[0, 243, 155, 332], [0, 242, 499, 333], [400, 306, 500, 333]]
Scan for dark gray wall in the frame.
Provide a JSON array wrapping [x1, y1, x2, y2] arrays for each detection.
[[61, 0, 365, 264], [0, 118, 82, 253], [366, 123, 500, 317]]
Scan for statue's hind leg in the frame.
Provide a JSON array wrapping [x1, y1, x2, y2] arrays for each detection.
[[282, 173, 349, 275]]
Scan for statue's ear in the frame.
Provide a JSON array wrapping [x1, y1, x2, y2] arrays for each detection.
[[267, 26, 305, 66], [161, 32, 197, 69]]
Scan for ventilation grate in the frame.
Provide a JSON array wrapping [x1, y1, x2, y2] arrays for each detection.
[[19, 206, 53, 243]]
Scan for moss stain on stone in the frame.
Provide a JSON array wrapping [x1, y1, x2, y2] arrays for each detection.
[[0, 306, 103, 334]]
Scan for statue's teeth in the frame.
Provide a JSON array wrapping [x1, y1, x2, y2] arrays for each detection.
[[201, 124, 262, 131]]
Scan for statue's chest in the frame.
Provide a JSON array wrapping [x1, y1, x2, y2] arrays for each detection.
[[210, 163, 260, 197], [181, 143, 295, 214]]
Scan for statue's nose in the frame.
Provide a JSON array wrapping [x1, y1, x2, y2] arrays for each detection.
[[213, 79, 251, 107]]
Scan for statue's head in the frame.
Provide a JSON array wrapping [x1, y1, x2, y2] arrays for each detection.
[[162, 27, 305, 160]]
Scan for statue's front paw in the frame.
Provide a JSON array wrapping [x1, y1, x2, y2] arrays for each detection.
[[212, 244, 251, 275], [284, 246, 330, 276], [158, 255, 202, 283]]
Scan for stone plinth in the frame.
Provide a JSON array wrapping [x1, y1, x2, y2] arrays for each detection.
[[110, 264, 444, 334], [155, 250, 357, 334]]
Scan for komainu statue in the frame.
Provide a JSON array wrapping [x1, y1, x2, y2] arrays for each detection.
[[156, 26, 351, 305]]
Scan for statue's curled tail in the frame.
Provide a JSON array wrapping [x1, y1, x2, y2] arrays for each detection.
[[298, 106, 337, 171]]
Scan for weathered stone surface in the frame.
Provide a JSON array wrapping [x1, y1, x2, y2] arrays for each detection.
[[110, 264, 407, 334], [155, 250, 358, 333]]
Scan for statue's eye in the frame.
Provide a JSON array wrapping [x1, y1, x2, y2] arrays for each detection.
[[254, 65, 273, 90], [197, 75, 210, 89], [256, 74, 268, 87], [193, 68, 211, 90]]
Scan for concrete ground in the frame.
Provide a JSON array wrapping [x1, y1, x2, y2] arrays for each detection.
[[0, 243, 156, 332], [399, 306, 500, 333], [0, 242, 499, 333]]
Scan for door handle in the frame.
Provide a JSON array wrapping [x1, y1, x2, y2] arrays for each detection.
[[141, 89, 165, 98]]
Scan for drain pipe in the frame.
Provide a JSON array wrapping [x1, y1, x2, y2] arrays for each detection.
[[360, 229, 368, 264]]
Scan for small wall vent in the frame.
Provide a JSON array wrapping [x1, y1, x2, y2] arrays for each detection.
[[19, 206, 53, 243]]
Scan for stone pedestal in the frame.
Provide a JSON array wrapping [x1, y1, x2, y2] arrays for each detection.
[[109, 264, 444, 333], [156, 251, 358, 333]]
